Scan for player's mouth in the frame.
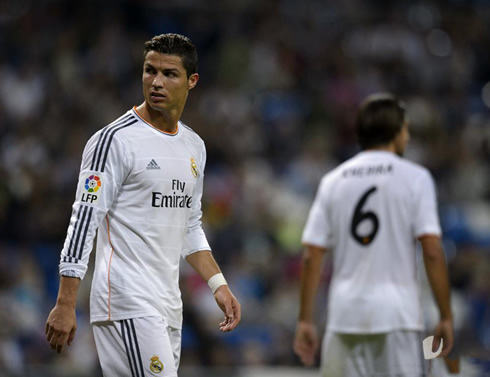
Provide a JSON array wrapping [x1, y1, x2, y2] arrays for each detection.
[[150, 91, 166, 102]]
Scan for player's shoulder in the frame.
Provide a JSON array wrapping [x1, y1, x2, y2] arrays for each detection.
[[179, 120, 205, 146], [395, 156, 432, 179], [81, 110, 137, 166], [317, 158, 352, 187], [89, 110, 138, 141], [322, 154, 362, 179]]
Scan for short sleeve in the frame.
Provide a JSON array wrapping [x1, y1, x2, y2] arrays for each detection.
[[302, 177, 332, 248], [413, 170, 441, 238]]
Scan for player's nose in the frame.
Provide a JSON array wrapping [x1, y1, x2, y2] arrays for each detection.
[[152, 72, 165, 88]]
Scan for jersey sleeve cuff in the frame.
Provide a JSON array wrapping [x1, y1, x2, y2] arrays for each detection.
[[59, 264, 86, 279], [182, 229, 210, 258], [182, 246, 211, 258], [60, 270, 82, 278], [301, 234, 329, 248], [415, 227, 442, 239]]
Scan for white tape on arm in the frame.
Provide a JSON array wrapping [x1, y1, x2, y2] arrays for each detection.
[[208, 273, 228, 294]]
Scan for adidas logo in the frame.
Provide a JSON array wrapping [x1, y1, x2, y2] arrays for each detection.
[[146, 159, 161, 170]]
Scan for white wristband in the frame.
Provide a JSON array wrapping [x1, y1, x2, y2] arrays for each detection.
[[207, 273, 228, 294]]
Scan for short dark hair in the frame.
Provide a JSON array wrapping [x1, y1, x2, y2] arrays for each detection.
[[143, 33, 198, 77], [355, 93, 406, 150]]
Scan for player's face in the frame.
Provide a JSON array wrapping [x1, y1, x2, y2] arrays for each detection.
[[142, 51, 198, 114], [394, 120, 410, 156]]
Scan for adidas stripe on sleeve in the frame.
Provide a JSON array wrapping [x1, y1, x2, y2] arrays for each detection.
[[59, 114, 135, 279]]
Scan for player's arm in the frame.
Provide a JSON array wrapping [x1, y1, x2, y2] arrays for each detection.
[[182, 148, 240, 332], [45, 276, 80, 353], [185, 250, 241, 332], [414, 170, 454, 358], [294, 176, 330, 366], [419, 235, 454, 358], [294, 243, 328, 366], [46, 129, 131, 353]]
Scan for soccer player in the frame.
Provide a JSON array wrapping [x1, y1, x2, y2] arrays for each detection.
[[294, 93, 454, 376], [45, 33, 241, 377]]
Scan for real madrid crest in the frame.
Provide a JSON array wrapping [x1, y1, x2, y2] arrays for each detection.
[[190, 157, 199, 178], [150, 355, 164, 374]]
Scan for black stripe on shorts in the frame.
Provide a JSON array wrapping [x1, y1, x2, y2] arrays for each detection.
[[129, 319, 145, 376], [122, 320, 138, 377]]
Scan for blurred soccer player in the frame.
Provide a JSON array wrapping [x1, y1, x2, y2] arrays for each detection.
[[45, 33, 241, 377], [294, 93, 454, 376]]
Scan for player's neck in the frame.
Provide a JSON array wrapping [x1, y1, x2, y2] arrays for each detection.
[[366, 143, 396, 154], [136, 102, 181, 133]]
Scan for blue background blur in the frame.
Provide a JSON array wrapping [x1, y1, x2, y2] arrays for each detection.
[[0, 0, 489, 376]]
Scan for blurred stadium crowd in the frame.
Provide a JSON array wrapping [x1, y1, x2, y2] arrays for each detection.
[[0, 0, 489, 375]]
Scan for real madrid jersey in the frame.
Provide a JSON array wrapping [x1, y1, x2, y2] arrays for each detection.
[[302, 150, 441, 334], [59, 108, 211, 329]]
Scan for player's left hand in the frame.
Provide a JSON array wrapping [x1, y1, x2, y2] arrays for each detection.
[[214, 285, 241, 332], [433, 317, 454, 358]]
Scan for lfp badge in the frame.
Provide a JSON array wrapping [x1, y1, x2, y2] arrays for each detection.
[[81, 175, 102, 204], [85, 175, 101, 192]]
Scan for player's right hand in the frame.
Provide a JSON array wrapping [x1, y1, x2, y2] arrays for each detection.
[[45, 304, 77, 354], [294, 321, 319, 366]]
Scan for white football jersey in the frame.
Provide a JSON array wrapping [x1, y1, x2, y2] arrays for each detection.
[[59, 108, 211, 329], [302, 150, 441, 333]]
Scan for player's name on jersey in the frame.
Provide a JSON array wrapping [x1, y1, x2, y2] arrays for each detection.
[[342, 164, 393, 178], [151, 192, 193, 208]]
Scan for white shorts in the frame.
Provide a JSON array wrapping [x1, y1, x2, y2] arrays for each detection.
[[93, 316, 181, 377], [321, 330, 424, 377]]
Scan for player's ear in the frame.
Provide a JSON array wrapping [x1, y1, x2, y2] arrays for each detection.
[[187, 73, 199, 90]]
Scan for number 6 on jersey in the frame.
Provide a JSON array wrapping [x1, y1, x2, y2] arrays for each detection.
[[350, 186, 379, 246]]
